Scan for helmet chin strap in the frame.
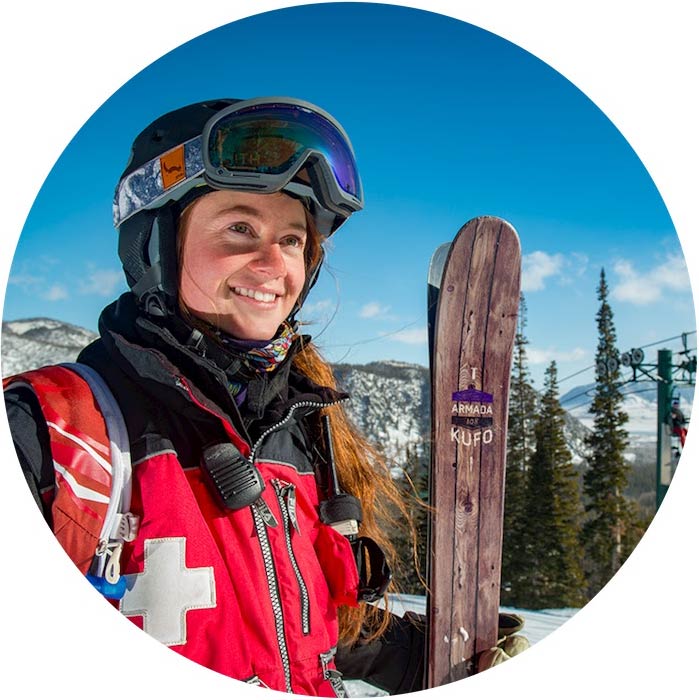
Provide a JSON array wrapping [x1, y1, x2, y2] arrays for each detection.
[[277, 181, 329, 328], [134, 185, 216, 320], [286, 240, 325, 329]]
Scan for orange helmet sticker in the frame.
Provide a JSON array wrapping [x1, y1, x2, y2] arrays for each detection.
[[160, 145, 186, 189]]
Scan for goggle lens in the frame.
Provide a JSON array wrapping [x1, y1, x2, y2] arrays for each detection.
[[207, 103, 362, 200]]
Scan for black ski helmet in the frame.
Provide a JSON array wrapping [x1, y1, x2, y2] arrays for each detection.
[[114, 97, 362, 321]]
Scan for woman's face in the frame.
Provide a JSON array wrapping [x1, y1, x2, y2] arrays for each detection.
[[179, 190, 308, 340]]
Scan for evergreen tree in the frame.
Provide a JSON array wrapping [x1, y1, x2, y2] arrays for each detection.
[[524, 361, 587, 608], [501, 293, 539, 606], [582, 268, 635, 596], [391, 442, 429, 594]]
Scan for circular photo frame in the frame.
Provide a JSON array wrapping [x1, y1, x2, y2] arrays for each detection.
[[1, 2, 696, 699]]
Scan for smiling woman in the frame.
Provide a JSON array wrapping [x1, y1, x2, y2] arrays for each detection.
[[3, 96, 427, 696]]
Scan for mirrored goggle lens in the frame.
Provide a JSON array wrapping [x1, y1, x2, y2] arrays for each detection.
[[206, 103, 362, 201]]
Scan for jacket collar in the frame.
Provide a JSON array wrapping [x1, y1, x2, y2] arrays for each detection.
[[90, 293, 347, 434]]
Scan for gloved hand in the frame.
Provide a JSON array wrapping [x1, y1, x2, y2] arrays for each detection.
[[477, 612, 530, 671]]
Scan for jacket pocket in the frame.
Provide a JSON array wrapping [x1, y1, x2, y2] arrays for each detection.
[[313, 522, 360, 607]]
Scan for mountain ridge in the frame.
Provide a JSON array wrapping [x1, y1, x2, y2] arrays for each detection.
[[2, 317, 686, 502]]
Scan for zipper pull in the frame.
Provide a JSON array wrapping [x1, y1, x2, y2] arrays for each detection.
[[273, 480, 300, 533], [253, 498, 278, 528], [319, 650, 346, 696], [244, 676, 271, 689], [112, 512, 140, 542], [104, 542, 124, 584], [286, 485, 300, 534], [319, 649, 334, 678]]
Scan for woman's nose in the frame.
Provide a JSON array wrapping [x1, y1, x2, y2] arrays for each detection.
[[251, 242, 286, 277]]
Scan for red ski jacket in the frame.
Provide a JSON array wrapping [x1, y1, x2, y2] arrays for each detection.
[[4, 297, 365, 696]]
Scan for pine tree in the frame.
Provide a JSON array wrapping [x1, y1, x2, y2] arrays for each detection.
[[524, 361, 587, 608], [391, 442, 429, 594], [582, 268, 635, 596], [501, 293, 539, 606]]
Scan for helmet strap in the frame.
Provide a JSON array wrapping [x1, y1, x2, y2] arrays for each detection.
[[287, 246, 325, 324]]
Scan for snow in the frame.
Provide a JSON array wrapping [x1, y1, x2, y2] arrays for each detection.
[[344, 594, 577, 697], [384, 594, 576, 645]]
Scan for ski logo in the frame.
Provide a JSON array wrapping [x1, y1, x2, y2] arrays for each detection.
[[450, 385, 494, 445], [451, 386, 493, 428]]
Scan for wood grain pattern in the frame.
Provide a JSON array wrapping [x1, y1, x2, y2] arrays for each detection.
[[426, 217, 521, 687]]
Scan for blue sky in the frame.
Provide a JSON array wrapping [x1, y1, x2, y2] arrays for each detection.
[[3, 2, 694, 391]]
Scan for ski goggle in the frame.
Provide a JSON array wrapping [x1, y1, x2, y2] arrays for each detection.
[[114, 97, 363, 236]]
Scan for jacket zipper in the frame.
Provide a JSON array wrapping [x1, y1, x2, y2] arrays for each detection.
[[178, 376, 294, 688], [251, 500, 293, 693], [273, 480, 311, 635], [249, 398, 347, 463], [175, 377, 348, 690], [174, 376, 346, 461], [246, 398, 345, 691]]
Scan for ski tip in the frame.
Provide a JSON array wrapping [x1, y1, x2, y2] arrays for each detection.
[[463, 215, 518, 232], [457, 215, 521, 249], [428, 242, 451, 288]]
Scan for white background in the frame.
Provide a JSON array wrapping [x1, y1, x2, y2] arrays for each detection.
[[1, 2, 697, 698]]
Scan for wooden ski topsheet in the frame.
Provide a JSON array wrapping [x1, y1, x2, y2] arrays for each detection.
[[426, 216, 521, 687]]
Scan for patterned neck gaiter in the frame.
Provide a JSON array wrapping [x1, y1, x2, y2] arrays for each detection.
[[220, 322, 297, 404]]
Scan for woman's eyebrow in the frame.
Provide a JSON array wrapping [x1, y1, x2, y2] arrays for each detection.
[[217, 204, 307, 231]]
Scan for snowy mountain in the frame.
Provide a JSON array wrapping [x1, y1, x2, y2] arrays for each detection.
[[334, 361, 430, 467], [1, 318, 98, 376], [561, 380, 694, 445], [2, 317, 686, 472]]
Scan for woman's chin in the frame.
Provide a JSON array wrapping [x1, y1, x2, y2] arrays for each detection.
[[219, 318, 280, 342], [184, 299, 293, 341]]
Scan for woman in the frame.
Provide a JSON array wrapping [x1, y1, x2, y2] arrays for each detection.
[[4, 97, 425, 695]]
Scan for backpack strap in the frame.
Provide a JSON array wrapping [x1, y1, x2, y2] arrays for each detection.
[[4, 363, 138, 599], [62, 363, 138, 596]]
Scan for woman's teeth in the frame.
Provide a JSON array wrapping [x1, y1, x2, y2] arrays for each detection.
[[234, 287, 277, 303]]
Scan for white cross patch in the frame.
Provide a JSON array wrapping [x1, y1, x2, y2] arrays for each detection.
[[119, 537, 216, 646]]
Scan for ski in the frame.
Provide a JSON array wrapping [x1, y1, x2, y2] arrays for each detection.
[[425, 216, 521, 687], [427, 241, 451, 364]]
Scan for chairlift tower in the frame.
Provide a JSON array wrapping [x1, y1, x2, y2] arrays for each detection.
[[619, 335, 695, 510]]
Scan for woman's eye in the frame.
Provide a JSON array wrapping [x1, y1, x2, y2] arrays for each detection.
[[229, 222, 252, 235], [282, 235, 304, 248]]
